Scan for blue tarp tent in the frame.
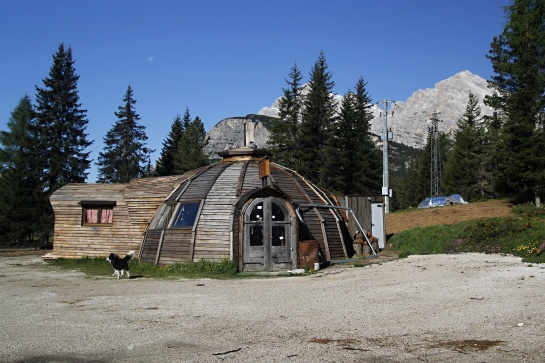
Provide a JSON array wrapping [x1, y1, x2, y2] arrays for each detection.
[[417, 194, 468, 209]]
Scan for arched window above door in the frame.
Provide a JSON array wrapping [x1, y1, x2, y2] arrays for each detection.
[[271, 202, 285, 221], [249, 202, 264, 221]]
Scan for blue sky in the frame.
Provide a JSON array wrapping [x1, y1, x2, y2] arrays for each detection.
[[0, 0, 508, 182]]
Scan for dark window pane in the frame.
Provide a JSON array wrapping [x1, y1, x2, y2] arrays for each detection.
[[172, 203, 200, 227], [250, 225, 263, 246], [272, 225, 285, 246], [250, 202, 264, 221], [271, 202, 285, 221]]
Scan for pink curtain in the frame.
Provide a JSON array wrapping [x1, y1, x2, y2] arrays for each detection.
[[85, 209, 98, 223], [101, 209, 113, 224]]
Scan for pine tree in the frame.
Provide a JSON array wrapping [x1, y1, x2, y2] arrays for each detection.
[[174, 108, 191, 174], [352, 77, 382, 195], [442, 92, 485, 201], [175, 110, 208, 174], [481, 111, 504, 198], [485, 0, 545, 206], [329, 90, 357, 194], [297, 51, 336, 187], [390, 165, 411, 210], [267, 63, 303, 169], [34, 43, 92, 194], [97, 86, 153, 183], [0, 96, 46, 243], [410, 139, 434, 205], [155, 114, 184, 176], [404, 156, 428, 207], [182, 116, 208, 170]]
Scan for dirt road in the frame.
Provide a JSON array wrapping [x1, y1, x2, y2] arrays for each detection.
[[1, 252, 544, 363]]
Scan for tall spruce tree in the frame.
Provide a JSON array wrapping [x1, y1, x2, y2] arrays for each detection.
[[34, 44, 92, 194], [330, 90, 357, 193], [97, 86, 152, 183], [174, 109, 208, 174], [390, 163, 411, 210], [267, 63, 303, 170], [322, 90, 357, 194], [0, 96, 46, 243], [403, 156, 429, 207], [481, 110, 504, 198], [297, 51, 336, 187], [352, 77, 382, 195], [155, 114, 184, 176], [442, 92, 485, 201], [173, 108, 192, 174], [485, 0, 545, 206]]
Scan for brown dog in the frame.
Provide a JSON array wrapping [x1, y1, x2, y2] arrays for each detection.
[[536, 241, 545, 256]]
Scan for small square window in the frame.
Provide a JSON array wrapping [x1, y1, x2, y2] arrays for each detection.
[[79, 201, 116, 226], [83, 207, 113, 225]]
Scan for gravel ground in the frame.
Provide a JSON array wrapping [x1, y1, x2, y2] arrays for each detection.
[[1, 253, 545, 363]]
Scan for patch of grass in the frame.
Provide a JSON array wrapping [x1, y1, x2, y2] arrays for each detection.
[[389, 224, 461, 258], [47, 257, 238, 279], [512, 202, 545, 218], [389, 205, 545, 263], [163, 259, 238, 278], [48, 256, 111, 276]]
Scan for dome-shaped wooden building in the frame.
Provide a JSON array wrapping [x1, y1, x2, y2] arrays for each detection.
[[50, 146, 356, 272]]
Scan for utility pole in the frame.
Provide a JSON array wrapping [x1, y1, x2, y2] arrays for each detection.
[[378, 100, 394, 213], [428, 112, 442, 198]]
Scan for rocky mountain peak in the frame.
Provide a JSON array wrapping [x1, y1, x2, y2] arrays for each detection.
[[376, 70, 494, 148], [204, 71, 494, 159]]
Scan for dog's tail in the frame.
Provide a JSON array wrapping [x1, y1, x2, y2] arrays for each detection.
[[123, 250, 136, 261]]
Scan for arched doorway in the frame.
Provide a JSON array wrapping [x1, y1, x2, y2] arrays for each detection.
[[242, 197, 294, 272]]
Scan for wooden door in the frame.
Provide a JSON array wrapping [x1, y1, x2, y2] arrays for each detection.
[[243, 197, 292, 272]]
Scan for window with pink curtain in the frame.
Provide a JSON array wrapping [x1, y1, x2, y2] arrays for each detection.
[[83, 207, 113, 225]]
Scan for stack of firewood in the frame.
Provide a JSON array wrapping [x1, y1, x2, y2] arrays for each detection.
[[353, 230, 379, 255]]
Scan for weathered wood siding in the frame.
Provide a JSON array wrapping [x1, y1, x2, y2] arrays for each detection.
[[157, 229, 193, 265], [270, 164, 351, 260], [340, 195, 384, 236], [141, 230, 162, 262], [50, 183, 132, 258], [193, 162, 242, 260], [140, 163, 236, 264], [125, 175, 188, 237], [50, 175, 187, 259]]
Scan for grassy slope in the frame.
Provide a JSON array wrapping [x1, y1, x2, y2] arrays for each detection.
[[386, 199, 545, 263], [386, 199, 513, 235]]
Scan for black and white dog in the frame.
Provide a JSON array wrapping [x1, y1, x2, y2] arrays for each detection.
[[106, 251, 135, 279]]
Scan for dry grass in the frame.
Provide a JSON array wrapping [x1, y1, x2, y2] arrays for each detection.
[[386, 199, 513, 235]]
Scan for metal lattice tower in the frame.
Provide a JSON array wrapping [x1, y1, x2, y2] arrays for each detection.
[[428, 113, 442, 198]]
